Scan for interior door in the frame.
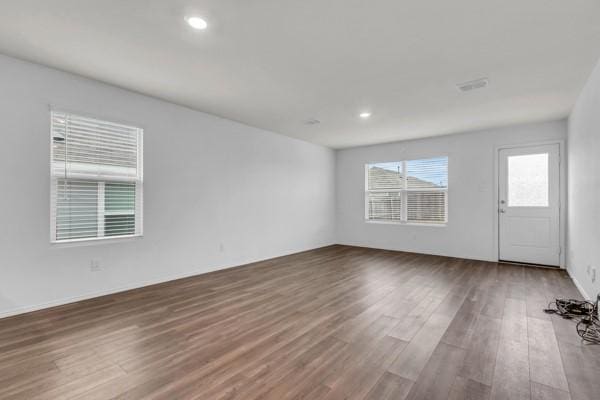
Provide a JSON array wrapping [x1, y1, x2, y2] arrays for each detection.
[[498, 144, 560, 266]]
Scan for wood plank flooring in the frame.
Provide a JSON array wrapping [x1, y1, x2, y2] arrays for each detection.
[[0, 245, 598, 400]]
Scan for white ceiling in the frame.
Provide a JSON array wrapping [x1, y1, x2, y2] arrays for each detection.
[[1, 0, 600, 148]]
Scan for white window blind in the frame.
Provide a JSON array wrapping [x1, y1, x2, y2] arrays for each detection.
[[50, 111, 143, 242], [366, 157, 448, 224]]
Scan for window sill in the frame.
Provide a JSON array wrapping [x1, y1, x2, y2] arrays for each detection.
[[50, 234, 143, 248], [365, 220, 447, 228]]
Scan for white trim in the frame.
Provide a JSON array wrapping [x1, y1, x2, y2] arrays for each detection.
[[365, 220, 447, 227], [367, 188, 447, 193], [104, 210, 135, 216], [493, 139, 566, 268], [0, 244, 335, 320], [48, 104, 148, 133], [50, 233, 143, 246], [49, 177, 57, 243], [97, 181, 106, 237], [337, 242, 497, 263], [0, 266, 210, 320], [567, 268, 592, 300]]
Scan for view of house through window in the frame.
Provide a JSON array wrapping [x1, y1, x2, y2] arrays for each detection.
[[50, 111, 143, 242], [366, 157, 448, 224]]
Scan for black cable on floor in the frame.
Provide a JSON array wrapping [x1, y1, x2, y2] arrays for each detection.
[[544, 296, 600, 344]]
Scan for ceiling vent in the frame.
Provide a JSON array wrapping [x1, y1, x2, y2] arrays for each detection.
[[456, 78, 489, 92], [305, 118, 321, 125]]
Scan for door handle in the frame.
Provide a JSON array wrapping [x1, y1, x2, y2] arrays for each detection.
[[499, 209, 506, 213]]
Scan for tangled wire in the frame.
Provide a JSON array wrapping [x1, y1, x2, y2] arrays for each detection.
[[544, 297, 600, 344]]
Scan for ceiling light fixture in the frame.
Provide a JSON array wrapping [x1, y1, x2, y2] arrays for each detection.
[[186, 16, 208, 30], [359, 112, 372, 119]]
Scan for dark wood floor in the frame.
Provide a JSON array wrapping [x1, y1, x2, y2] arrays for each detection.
[[0, 245, 598, 400]]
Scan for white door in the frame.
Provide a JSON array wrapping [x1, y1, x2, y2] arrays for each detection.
[[498, 144, 560, 266]]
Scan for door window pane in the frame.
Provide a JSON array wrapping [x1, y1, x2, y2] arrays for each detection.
[[508, 153, 548, 207]]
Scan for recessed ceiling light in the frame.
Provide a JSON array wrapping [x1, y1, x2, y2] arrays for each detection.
[[359, 112, 372, 119], [186, 16, 208, 30]]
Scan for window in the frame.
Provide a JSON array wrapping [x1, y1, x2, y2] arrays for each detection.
[[50, 111, 143, 242], [366, 157, 448, 224]]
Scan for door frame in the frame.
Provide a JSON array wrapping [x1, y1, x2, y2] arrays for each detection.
[[492, 140, 566, 268]]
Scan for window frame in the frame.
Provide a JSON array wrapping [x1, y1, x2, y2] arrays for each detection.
[[49, 110, 144, 244], [364, 158, 448, 226]]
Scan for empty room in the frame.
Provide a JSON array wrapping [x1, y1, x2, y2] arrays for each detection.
[[1, 1, 600, 399]]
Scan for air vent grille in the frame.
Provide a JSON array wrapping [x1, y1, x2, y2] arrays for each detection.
[[457, 78, 489, 92]]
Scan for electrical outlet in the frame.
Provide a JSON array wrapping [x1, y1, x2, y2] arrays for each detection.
[[592, 267, 597, 283], [219, 243, 225, 252], [90, 259, 101, 272], [587, 265, 592, 275]]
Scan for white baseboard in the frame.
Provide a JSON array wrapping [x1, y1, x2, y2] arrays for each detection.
[[337, 241, 497, 262], [566, 268, 592, 300], [0, 266, 221, 320], [0, 243, 335, 320]]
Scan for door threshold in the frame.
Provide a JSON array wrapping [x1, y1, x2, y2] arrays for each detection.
[[498, 260, 560, 269]]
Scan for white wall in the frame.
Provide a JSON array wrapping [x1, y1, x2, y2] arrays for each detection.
[[0, 54, 336, 318], [568, 58, 600, 300], [336, 120, 567, 262]]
